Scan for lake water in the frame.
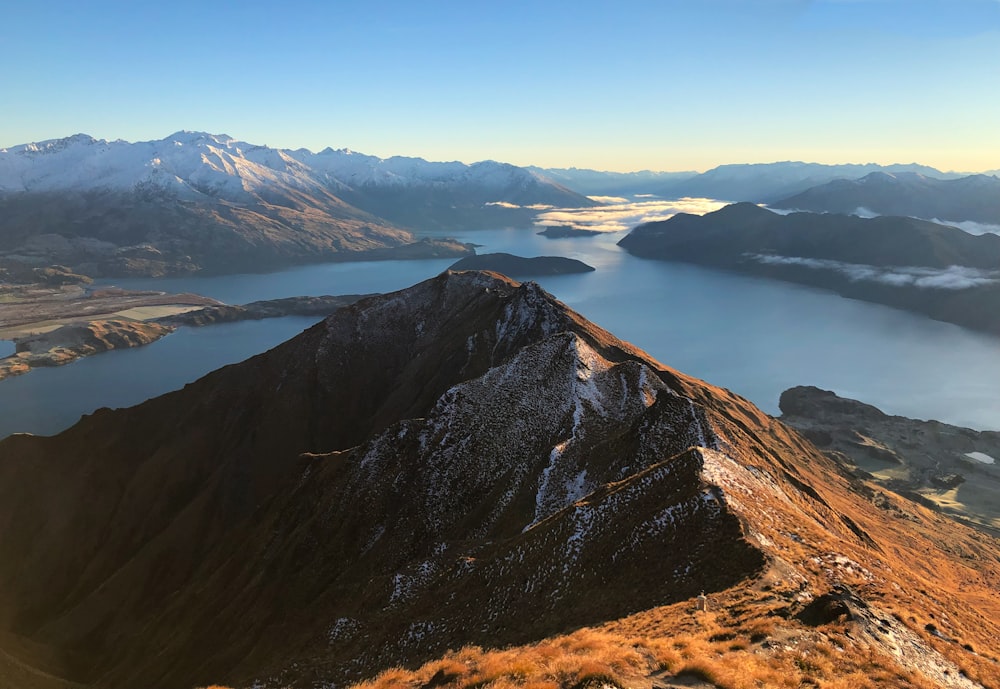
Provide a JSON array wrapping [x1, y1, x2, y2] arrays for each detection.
[[2, 227, 999, 439]]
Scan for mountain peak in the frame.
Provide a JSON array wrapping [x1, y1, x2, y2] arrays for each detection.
[[1, 270, 999, 687], [163, 130, 234, 146]]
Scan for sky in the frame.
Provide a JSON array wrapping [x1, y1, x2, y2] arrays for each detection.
[[2, 0, 998, 172]]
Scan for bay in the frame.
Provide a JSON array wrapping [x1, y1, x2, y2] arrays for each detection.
[[2, 226, 999, 439]]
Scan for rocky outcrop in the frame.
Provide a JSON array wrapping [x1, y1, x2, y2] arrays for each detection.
[[448, 253, 595, 276]]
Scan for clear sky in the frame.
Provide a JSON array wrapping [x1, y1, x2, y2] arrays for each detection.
[[2, 0, 998, 172]]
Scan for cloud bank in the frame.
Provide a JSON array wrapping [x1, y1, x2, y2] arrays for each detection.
[[530, 197, 728, 234], [748, 254, 1000, 290], [927, 218, 1000, 236], [765, 205, 1000, 236], [485, 201, 554, 210]]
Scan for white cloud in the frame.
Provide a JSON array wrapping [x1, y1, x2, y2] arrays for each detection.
[[533, 197, 727, 234], [747, 254, 1000, 290], [764, 205, 1000, 236], [484, 201, 555, 210], [928, 218, 1000, 236], [586, 195, 630, 204]]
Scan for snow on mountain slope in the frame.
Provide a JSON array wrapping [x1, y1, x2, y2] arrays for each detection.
[[0, 132, 575, 202]]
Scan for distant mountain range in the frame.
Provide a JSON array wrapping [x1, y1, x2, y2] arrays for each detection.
[[0, 133, 591, 277], [654, 161, 963, 203], [619, 203, 1000, 334], [771, 171, 1000, 226], [2, 270, 998, 688], [527, 167, 696, 196]]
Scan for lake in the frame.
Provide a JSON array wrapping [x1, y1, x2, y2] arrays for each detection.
[[2, 227, 999, 439]]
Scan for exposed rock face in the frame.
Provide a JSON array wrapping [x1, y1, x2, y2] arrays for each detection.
[[779, 385, 1000, 534], [448, 252, 596, 276], [0, 273, 998, 689]]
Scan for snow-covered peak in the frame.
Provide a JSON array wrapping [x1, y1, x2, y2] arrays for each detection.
[[0, 132, 555, 199], [4, 133, 105, 155], [164, 130, 235, 147]]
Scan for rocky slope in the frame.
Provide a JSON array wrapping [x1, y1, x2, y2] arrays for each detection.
[[0, 272, 998, 689], [772, 172, 1000, 226], [780, 386, 1000, 535], [619, 203, 1000, 334]]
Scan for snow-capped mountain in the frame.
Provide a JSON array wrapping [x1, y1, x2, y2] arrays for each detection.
[[0, 132, 591, 277], [0, 131, 589, 213]]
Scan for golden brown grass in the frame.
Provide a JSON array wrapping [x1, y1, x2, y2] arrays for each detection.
[[344, 600, 966, 689]]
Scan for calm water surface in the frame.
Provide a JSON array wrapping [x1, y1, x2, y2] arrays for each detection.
[[2, 228, 999, 438]]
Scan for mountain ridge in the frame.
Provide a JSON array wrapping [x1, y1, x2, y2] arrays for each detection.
[[1, 270, 998, 688], [618, 203, 1000, 334], [0, 133, 592, 277], [772, 171, 1000, 226], [655, 161, 963, 203]]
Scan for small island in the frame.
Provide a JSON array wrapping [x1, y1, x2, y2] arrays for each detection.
[[536, 225, 602, 238], [448, 252, 595, 277]]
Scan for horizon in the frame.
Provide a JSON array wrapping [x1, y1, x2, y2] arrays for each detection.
[[2, 0, 999, 173], [2, 129, 996, 176]]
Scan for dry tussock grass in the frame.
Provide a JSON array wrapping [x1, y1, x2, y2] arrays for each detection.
[[343, 601, 965, 689], [350, 628, 677, 689]]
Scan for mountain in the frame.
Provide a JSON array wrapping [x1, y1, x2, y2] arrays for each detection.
[[0, 133, 590, 276], [289, 150, 593, 231], [526, 167, 696, 197], [1, 270, 998, 689], [655, 161, 958, 203], [618, 203, 1000, 334], [771, 172, 1000, 226]]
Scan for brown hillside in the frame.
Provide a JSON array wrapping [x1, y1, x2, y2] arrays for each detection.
[[0, 271, 997, 689]]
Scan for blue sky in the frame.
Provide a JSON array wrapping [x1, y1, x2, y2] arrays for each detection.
[[2, 0, 998, 171]]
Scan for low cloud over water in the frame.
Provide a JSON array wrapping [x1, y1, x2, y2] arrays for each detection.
[[531, 197, 727, 233], [748, 254, 1000, 290]]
